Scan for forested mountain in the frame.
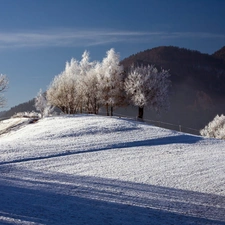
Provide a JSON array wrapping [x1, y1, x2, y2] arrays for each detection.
[[1, 99, 35, 118], [1, 46, 225, 134], [119, 46, 225, 133], [121, 46, 225, 95]]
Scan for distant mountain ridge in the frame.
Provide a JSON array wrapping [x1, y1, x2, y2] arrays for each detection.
[[0, 110, 6, 117], [121, 46, 225, 94], [1, 99, 35, 118]]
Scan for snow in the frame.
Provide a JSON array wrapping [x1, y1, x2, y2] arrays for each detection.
[[0, 115, 225, 225], [0, 118, 31, 135]]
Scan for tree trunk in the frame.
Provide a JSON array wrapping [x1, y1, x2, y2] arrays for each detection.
[[80, 103, 83, 113], [106, 103, 109, 116], [94, 98, 97, 114], [110, 106, 113, 117], [138, 106, 144, 120]]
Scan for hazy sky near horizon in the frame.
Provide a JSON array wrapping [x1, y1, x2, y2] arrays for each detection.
[[0, 0, 225, 110]]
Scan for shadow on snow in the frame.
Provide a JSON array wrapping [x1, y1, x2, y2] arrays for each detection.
[[0, 134, 202, 166], [0, 169, 224, 225]]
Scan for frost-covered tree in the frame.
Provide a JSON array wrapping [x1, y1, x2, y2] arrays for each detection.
[[79, 50, 94, 76], [81, 63, 100, 114], [97, 48, 125, 116], [124, 65, 170, 119], [47, 58, 81, 114], [47, 51, 98, 114], [35, 89, 47, 117], [35, 89, 54, 118], [46, 49, 126, 115], [0, 74, 8, 107], [47, 74, 67, 113], [200, 114, 225, 139], [78, 51, 98, 113]]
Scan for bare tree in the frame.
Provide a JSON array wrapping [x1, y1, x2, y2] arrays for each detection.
[[47, 59, 81, 114], [124, 65, 170, 119], [81, 64, 100, 114], [35, 89, 54, 118], [47, 52, 96, 114], [97, 48, 125, 116], [0, 74, 8, 107], [46, 49, 127, 116]]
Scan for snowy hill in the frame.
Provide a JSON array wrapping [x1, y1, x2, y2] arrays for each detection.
[[0, 117, 32, 135], [0, 115, 225, 225]]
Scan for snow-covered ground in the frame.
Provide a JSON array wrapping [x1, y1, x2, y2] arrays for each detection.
[[0, 115, 224, 225], [0, 118, 31, 135]]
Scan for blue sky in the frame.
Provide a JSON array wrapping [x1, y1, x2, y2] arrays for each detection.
[[0, 0, 225, 110]]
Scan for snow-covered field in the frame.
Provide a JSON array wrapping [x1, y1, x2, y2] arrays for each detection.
[[0, 115, 225, 225]]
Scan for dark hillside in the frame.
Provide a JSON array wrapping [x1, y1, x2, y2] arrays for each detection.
[[121, 46, 225, 94], [213, 46, 225, 62]]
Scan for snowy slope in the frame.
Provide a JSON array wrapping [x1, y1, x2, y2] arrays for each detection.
[[0, 115, 225, 225], [0, 117, 31, 135]]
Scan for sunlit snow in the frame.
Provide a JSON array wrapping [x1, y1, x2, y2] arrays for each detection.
[[0, 115, 224, 225]]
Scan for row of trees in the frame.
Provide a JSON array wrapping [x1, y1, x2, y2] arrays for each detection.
[[37, 49, 170, 119], [46, 49, 125, 116], [0, 74, 8, 108]]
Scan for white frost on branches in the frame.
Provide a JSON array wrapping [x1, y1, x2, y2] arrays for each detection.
[[124, 65, 170, 118], [81, 63, 100, 114], [47, 58, 81, 114], [35, 89, 54, 118], [200, 114, 225, 139], [46, 49, 125, 115], [45, 50, 171, 117], [97, 48, 125, 116]]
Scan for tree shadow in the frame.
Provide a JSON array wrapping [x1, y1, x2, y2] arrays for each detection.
[[111, 134, 203, 148], [0, 170, 224, 225], [0, 134, 203, 166]]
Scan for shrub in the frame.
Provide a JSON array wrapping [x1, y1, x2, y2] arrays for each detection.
[[12, 111, 40, 119], [200, 114, 225, 139]]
